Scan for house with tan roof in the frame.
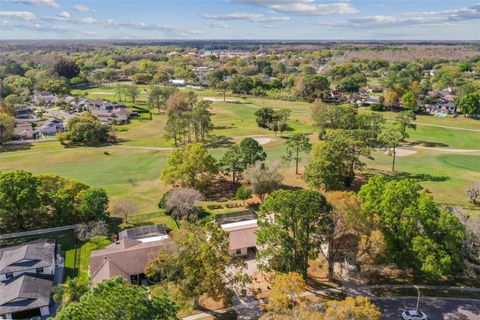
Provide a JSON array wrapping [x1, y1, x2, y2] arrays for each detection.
[[216, 211, 258, 257], [89, 225, 169, 285]]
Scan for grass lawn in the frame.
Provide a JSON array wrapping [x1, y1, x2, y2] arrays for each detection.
[[2, 89, 480, 220]]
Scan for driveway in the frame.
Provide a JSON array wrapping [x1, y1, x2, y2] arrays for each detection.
[[373, 297, 480, 320]]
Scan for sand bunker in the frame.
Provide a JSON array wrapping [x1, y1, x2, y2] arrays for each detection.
[[89, 91, 113, 95], [253, 137, 273, 145], [203, 97, 240, 103], [395, 148, 418, 157]]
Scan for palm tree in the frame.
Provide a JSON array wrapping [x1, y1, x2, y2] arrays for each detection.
[[52, 277, 89, 308]]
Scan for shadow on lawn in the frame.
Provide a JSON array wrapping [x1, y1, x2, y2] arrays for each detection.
[[410, 140, 449, 148], [365, 169, 450, 183], [206, 135, 235, 149], [0, 142, 33, 153]]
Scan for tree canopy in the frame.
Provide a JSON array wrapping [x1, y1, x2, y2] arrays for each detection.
[[55, 277, 178, 320], [257, 189, 332, 278], [359, 176, 464, 278]]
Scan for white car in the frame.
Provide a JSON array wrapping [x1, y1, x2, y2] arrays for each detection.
[[402, 310, 428, 320]]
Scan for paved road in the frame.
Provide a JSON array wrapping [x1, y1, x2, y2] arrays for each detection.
[[374, 297, 480, 320]]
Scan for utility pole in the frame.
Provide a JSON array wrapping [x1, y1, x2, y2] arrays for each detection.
[[415, 285, 421, 317]]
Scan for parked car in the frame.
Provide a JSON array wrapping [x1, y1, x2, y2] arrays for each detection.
[[402, 310, 428, 320]]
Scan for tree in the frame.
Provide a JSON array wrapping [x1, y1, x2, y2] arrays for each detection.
[[261, 273, 306, 320], [383, 90, 399, 110], [270, 109, 291, 136], [113, 199, 138, 224], [0, 112, 15, 145], [59, 113, 112, 146], [458, 92, 480, 116], [55, 277, 178, 320], [161, 143, 218, 189], [76, 188, 110, 222], [324, 296, 381, 320], [148, 86, 167, 111], [164, 188, 203, 223], [75, 220, 109, 241], [356, 229, 386, 267], [52, 277, 89, 308], [239, 137, 267, 167], [257, 189, 332, 278], [126, 85, 140, 103], [54, 58, 80, 79], [402, 91, 417, 111], [296, 74, 330, 101], [145, 224, 247, 306], [35, 78, 70, 95], [323, 191, 363, 280], [221, 145, 245, 184], [465, 183, 480, 205], [244, 161, 283, 201], [0, 170, 40, 232], [236, 186, 251, 204], [380, 128, 403, 171], [255, 107, 275, 128], [395, 110, 416, 141], [283, 134, 312, 174], [358, 176, 465, 278], [191, 100, 213, 141]]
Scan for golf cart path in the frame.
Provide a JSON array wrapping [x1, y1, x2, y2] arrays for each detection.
[[0, 145, 174, 159]]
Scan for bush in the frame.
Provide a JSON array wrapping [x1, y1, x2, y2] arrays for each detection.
[[370, 103, 385, 111], [236, 186, 251, 201]]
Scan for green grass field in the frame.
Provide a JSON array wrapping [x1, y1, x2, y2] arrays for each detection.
[[2, 90, 480, 222]]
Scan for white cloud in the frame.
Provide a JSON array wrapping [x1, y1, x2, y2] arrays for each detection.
[[323, 4, 480, 29], [208, 22, 229, 28], [12, 0, 60, 9], [203, 12, 290, 23], [0, 11, 35, 21], [235, 0, 358, 16], [72, 4, 94, 13], [57, 11, 71, 19]]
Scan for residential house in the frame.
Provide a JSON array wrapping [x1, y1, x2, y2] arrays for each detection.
[[169, 79, 186, 86], [0, 274, 53, 320], [89, 225, 169, 285], [13, 122, 33, 140], [0, 240, 56, 281], [424, 99, 457, 115], [0, 240, 56, 320], [32, 93, 59, 107], [322, 90, 345, 104], [34, 118, 64, 137], [216, 211, 258, 257]]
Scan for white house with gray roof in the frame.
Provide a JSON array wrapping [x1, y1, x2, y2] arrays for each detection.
[[0, 240, 56, 281], [0, 274, 52, 319]]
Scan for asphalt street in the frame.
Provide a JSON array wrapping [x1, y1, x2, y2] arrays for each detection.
[[374, 297, 480, 320]]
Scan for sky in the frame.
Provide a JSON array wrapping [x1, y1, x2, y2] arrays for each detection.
[[0, 0, 480, 40]]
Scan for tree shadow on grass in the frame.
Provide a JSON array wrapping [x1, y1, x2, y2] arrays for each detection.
[[203, 178, 238, 201], [410, 140, 449, 148], [206, 135, 235, 149], [0, 142, 33, 153], [364, 169, 450, 183]]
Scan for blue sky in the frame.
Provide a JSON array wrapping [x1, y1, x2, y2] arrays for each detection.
[[1, 0, 479, 40]]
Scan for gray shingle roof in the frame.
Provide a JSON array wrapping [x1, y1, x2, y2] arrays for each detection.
[[0, 273, 52, 315], [0, 240, 55, 275]]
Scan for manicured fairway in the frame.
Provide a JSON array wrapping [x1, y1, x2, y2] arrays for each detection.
[[2, 92, 480, 222]]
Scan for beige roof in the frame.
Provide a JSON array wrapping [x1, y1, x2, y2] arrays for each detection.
[[221, 220, 257, 251], [89, 239, 167, 285]]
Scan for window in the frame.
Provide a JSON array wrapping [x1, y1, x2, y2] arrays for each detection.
[[235, 249, 242, 255], [6, 273, 13, 279], [36, 267, 44, 274]]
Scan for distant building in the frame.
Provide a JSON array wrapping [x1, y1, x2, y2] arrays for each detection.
[[34, 118, 64, 136], [89, 225, 169, 285], [216, 211, 258, 257], [169, 79, 186, 86]]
